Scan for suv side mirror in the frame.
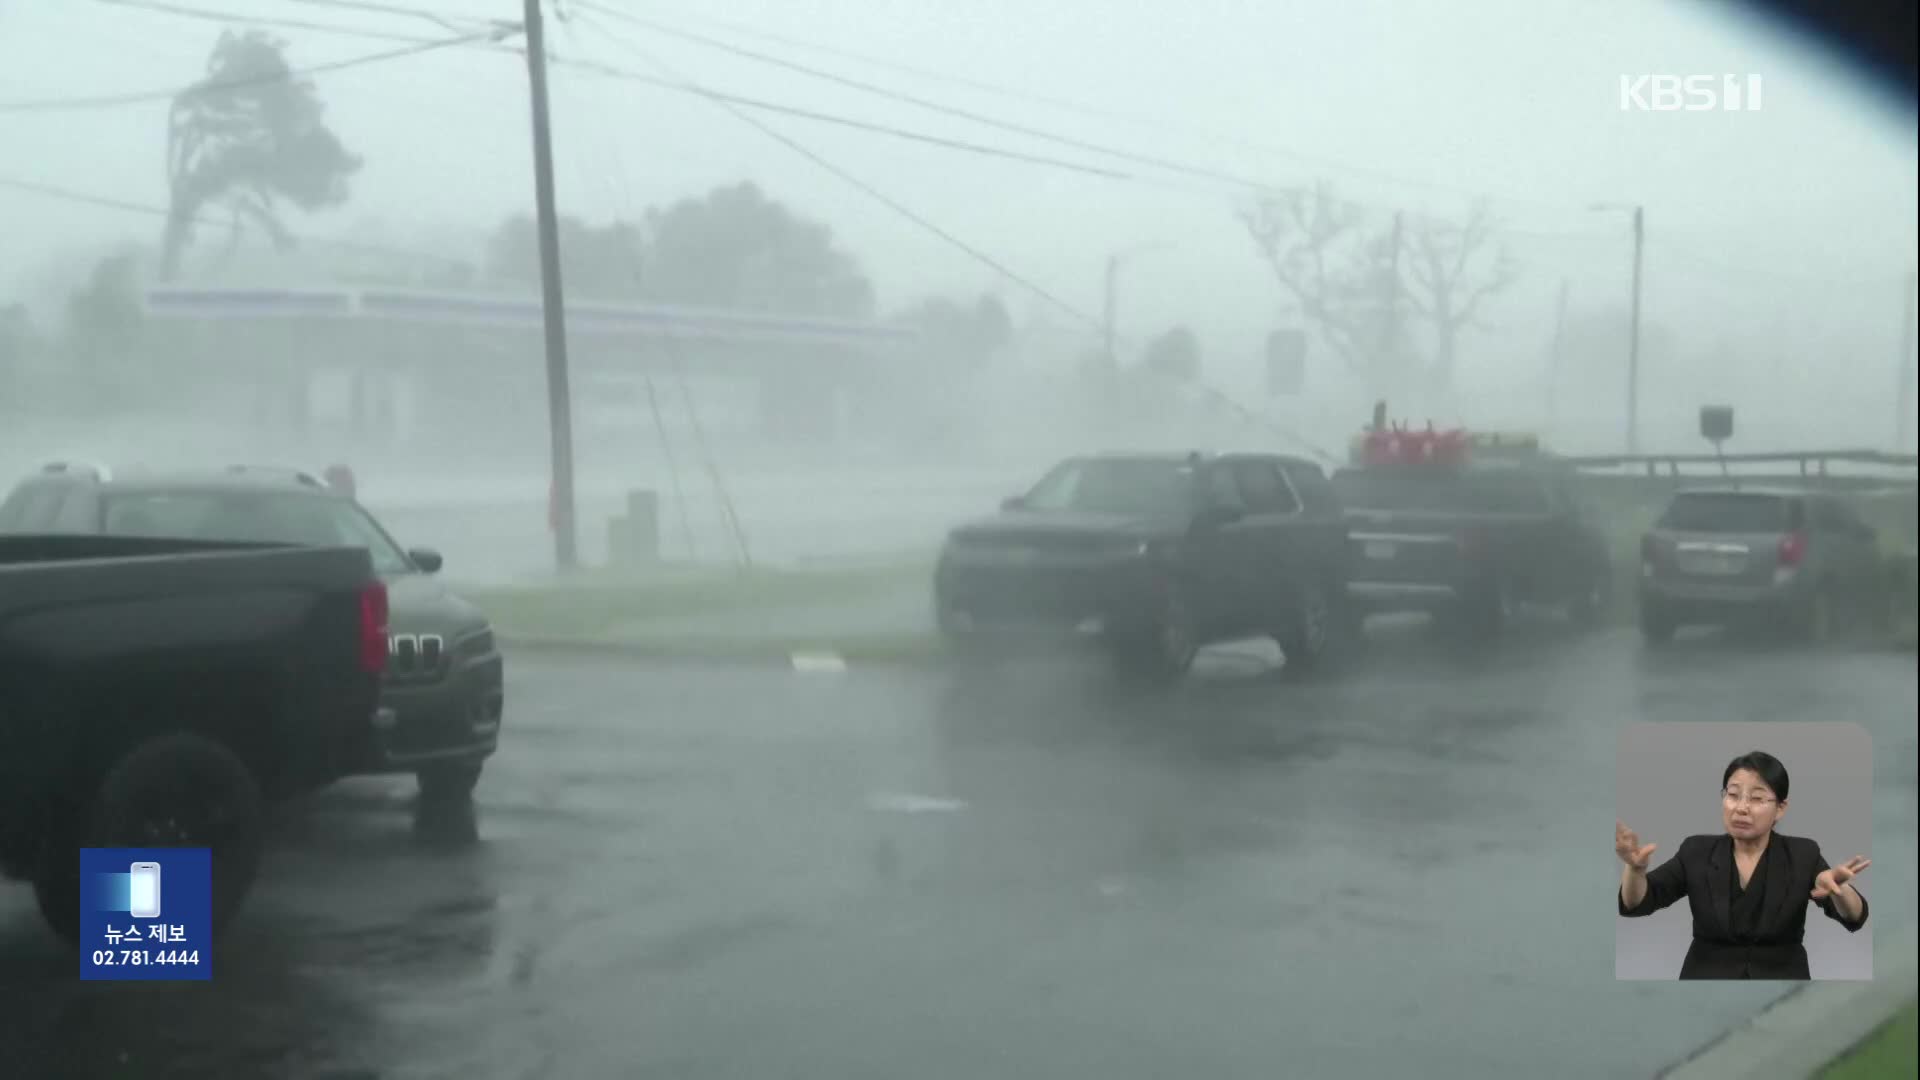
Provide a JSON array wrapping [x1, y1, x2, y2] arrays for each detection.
[[409, 547, 444, 574]]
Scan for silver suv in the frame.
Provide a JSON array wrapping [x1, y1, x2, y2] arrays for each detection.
[[1638, 486, 1883, 643]]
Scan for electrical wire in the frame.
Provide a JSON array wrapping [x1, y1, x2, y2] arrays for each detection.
[[572, 9, 1339, 464], [0, 25, 513, 112], [576, 0, 1596, 217], [0, 174, 475, 267], [550, 14, 720, 565], [576, 0, 1302, 198], [93, 0, 475, 45], [277, 0, 496, 34]]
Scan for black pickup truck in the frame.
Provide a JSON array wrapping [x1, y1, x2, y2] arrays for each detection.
[[0, 535, 387, 941], [934, 451, 1352, 681], [1332, 458, 1613, 639]]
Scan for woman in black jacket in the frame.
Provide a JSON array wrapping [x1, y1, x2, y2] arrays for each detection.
[[1616, 750, 1870, 980]]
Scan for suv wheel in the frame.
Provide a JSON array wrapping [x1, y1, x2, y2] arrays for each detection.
[[1277, 579, 1340, 676], [1569, 566, 1612, 629], [1445, 576, 1509, 644], [418, 762, 483, 804], [1639, 604, 1676, 646], [1113, 586, 1198, 684], [1794, 585, 1836, 644]]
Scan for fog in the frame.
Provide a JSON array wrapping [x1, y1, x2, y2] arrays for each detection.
[[2, 0, 1916, 580]]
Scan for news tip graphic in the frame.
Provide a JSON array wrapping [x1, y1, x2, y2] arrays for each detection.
[[78, 848, 213, 981]]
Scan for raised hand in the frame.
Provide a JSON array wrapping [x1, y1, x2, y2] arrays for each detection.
[[1616, 820, 1658, 870], [1812, 856, 1871, 899]]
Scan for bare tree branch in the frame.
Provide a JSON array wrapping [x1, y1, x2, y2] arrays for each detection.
[[1393, 202, 1520, 387]]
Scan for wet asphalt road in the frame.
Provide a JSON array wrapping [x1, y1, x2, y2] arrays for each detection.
[[2, 626, 1915, 1079]]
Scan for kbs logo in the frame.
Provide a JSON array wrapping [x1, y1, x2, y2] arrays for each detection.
[[1619, 74, 1763, 112]]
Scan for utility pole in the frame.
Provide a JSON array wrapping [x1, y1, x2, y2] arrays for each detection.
[[1102, 253, 1119, 369], [522, 0, 577, 571], [1627, 205, 1645, 455], [1548, 277, 1569, 437], [1380, 211, 1403, 381], [1898, 270, 1917, 451]]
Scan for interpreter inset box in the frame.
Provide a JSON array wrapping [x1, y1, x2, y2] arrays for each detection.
[[1615, 722, 1872, 981]]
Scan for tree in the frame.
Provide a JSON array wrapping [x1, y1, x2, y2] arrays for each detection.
[[161, 30, 362, 280], [59, 254, 146, 407], [483, 213, 648, 297], [1400, 203, 1519, 389], [1140, 325, 1201, 381], [1242, 183, 1401, 391], [0, 303, 36, 406], [1242, 185, 1517, 397], [897, 292, 1012, 365], [642, 181, 873, 317]]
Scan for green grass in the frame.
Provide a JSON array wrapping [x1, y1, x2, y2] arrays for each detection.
[[1817, 1001, 1917, 1080], [458, 558, 934, 638], [501, 629, 948, 664], [454, 503, 1919, 652]]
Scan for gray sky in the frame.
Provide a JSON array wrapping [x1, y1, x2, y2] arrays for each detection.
[[2, 0, 1915, 446]]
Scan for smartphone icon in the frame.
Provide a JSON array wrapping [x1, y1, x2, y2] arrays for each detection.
[[128, 862, 161, 919]]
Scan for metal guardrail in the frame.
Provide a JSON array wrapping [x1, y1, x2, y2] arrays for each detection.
[[1562, 449, 1918, 474]]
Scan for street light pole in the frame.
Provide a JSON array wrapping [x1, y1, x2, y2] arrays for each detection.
[[1627, 205, 1645, 455], [1897, 270, 1917, 451], [1102, 243, 1171, 370], [522, 0, 578, 572], [1102, 253, 1119, 369]]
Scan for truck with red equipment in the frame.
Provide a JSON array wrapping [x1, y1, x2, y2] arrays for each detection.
[[1330, 420, 1614, 640]]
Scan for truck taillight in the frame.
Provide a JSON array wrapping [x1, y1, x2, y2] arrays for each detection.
[[1777, 531, 1808, 567], [359, 581, 389, 674]]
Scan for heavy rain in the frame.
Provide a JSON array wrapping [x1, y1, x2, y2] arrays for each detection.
[[1, 1, 1916, 1077]]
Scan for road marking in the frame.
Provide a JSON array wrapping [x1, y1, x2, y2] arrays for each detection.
[[790, 650, 848, 674], [867, 792, 968, 814]]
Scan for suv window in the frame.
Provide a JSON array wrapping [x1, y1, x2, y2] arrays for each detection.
[[1459, 471, 1551, 514], [1330, 466, 1551, 513], [1022, 457, 1199, 517], [1230, 459, 1300, 514], [0, 484, 67, 533], [1659, 493, 1802, 533], [1810, 497, 1865, 535], [99, 489, 417, 575], [1281, 461, 1340, 514], [1203, 463, 1247, 511], [51, 489, 97, 532]]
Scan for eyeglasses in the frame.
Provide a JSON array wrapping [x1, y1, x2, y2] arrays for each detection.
[[1723, 790, 1777, 809]]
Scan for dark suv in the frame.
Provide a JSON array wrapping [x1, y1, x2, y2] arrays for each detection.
[[0, 461, 504, 802], [935, 451, 1352, 681]]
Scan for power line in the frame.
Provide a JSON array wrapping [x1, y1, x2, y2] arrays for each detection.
[[277, 0, 496, 34], [92, 0, 466, 44], [546, 53, 1170, 189], [550, 16, 711, 566], [576, 1, 1301, 198], [546, 25, 1541, 234], [571, 12, 1337, 463], [580, 1, 1592, 218], [0, 25, 512, 113], [571, 14, 1101, 329], [586, 4, 1160, 130], [0, 173, 473, 267]]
